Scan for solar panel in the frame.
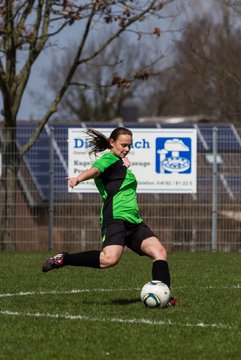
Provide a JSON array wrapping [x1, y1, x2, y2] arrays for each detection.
[[198, 124, 241, 152], [17, 125, 50, 201], [223, 175, 241, 198]]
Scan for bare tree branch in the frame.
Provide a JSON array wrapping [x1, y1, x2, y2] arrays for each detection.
[[20, 0, 173, 154]]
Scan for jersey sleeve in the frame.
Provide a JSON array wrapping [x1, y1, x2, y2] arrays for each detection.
[[92, 153, 118, 173]]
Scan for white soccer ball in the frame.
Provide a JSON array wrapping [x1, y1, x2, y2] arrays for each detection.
[[140, 280, 171, 308]]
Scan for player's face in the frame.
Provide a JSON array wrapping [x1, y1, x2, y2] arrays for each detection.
[[109, 134, 132, 158]]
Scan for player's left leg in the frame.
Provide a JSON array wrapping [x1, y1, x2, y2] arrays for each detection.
[[126, 222, 170, 288], [140, 236, 177, 306], [140, 236, 170, 288]]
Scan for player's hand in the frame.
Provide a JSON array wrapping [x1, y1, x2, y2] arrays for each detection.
[[65, 177, 79, 188], [123, 157, 131, 168]]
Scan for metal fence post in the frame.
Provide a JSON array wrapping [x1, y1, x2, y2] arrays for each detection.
[[212, 127, 218, 252], [48, 127, 54, 250]]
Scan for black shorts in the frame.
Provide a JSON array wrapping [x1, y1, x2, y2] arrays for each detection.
[[101, 220, 156, 256]]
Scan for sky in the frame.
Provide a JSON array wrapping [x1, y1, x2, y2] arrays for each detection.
[[0, 0, 215, 122]]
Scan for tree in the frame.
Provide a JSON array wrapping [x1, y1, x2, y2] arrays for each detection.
[[173, 16, 241, 120], [42, 35, 158, 122], [0, 0, 176, 249], [142, 3, 241, 121]]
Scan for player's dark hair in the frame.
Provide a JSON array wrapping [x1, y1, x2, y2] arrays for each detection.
[[85, 127, 132, 156]]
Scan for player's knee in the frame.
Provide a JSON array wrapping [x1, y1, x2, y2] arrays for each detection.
[[100, 253, 120, 268], [158, 246, 168, 261], [142, 238, 168, 261], [146, 244, 168, 261]]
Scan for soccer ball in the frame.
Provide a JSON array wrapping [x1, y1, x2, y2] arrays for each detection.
[[140, 280, 171, 308]]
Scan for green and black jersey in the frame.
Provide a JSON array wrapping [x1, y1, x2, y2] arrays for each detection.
[[92, 153, 143, 226]]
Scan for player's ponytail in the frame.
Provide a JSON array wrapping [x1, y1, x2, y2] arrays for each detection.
[[85, 128, 110, 156], [85, 127, 132, 156]]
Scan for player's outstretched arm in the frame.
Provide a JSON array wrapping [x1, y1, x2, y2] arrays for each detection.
[[66, 167, 100, 188]]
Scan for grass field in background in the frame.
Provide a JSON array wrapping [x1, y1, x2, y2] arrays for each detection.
[[1, 251, 241, 360]]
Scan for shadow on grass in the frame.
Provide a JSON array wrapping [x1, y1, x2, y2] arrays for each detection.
[[111, 298, 140, 305], [80, 297, 141, 306]]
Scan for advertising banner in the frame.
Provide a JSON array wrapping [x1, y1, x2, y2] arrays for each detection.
[[68, 128, 197, 193]]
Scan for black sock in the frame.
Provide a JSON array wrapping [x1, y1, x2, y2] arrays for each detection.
[[63, 251, 101, 269], [152, 260, 170, 288]]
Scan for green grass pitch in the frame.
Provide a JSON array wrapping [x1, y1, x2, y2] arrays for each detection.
[[0, 251, 241, 359]]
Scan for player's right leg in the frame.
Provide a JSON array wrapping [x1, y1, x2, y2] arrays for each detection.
[[42, 221, 126, 273], [99, 245, 123, 268], [42, 245, 123, 272]]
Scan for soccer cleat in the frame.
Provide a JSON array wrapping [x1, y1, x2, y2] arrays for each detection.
[[167, 296, 177, 307], [42, 252, 68, 273]]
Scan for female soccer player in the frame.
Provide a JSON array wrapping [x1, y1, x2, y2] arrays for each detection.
[[42, 127, 176, 306]]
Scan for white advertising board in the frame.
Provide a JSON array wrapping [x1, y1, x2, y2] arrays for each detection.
[[68, 128, 197, 193]]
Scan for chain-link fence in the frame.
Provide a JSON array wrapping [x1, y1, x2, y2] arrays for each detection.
[[0, 123, 241, 252]]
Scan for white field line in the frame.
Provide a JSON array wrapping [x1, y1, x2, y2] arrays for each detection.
[[0, 310, 232, 330], [1, 285, 241, 299], [0, 287, 238, 330], [0, 288, 138, 298]]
